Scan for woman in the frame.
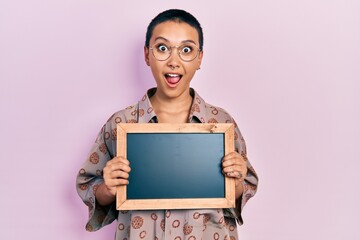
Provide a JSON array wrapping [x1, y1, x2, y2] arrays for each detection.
[[77, 9, 258, 240]]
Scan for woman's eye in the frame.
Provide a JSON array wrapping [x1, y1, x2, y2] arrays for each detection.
[[181, 46, 192, 54], [157, 45, 168, 52]]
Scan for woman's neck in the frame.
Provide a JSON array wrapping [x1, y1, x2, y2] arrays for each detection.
[[150, 91, 193, 123]]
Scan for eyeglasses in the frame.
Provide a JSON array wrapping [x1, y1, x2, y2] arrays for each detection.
[[149, 42, 201, 62]]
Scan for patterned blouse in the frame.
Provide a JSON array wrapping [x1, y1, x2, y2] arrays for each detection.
[[76, 88, 258, 240]]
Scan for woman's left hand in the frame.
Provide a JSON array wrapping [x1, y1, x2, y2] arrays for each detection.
[[222, 152, 248, 183]]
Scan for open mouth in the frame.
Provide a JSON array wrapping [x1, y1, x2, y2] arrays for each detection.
[[164, 73, 182, 88]]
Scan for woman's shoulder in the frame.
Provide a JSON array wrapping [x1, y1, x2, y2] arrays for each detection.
[[192, 89, 234, 123], [104, 102, 139, 127], [203, 101, 234, 123]]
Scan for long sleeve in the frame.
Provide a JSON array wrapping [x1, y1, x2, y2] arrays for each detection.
[[76, 122, 118, 231], [226, 118, 259, 225]]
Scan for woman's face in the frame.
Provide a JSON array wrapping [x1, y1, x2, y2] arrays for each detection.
[[144, 21, 203, 99]]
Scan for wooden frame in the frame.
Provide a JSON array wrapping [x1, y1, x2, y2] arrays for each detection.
[[116, 123, 235, 210]]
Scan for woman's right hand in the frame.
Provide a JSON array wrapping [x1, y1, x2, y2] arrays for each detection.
[[96, 156, 131, 205]]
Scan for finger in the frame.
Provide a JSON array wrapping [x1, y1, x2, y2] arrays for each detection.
[[222, 159, 237, 167], [110, 170, 130, 180], [109, 156, 130, 165], [104, 167, 131, 184], [223, 151, 248, 162], [226, 171, 243, 179], [106, 177, 129, 187], [222, 152, 240, 161], [223, 165, 245, 173], [110, 162, 131, 173], [105, 160, 131, 173], [222, 157, 246, 167]]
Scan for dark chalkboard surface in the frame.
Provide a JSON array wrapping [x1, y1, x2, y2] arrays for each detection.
[[127, 133, 225, 199]]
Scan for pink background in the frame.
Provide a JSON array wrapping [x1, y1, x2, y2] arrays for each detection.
[[1, 0, 359, 239]]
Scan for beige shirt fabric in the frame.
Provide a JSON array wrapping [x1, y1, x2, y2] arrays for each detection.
[[76, 88, 258, 240]]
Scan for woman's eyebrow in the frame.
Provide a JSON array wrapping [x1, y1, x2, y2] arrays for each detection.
[[181, 39, 197, 45], [154, 37, 197, 45], [154, 36, 170, 42]]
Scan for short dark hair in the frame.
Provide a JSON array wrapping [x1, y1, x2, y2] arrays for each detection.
[[145, 9, 204, 51]]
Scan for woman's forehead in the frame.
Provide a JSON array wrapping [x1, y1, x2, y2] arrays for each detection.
[[150, 21, 199, 45]]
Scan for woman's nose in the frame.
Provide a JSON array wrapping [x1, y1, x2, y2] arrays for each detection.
[[167, 48, 181, 69]]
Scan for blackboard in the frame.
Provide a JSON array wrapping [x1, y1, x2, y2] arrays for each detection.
[[116, 123, 235, 210], [127, 133, 225, 199]]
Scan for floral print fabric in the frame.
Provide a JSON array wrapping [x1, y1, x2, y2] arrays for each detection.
[[76, 88, 258, 240]]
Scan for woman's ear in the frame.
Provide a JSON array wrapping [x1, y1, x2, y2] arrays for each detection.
[[197, 50, 204, 70], [144, 46, 150, 66]]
